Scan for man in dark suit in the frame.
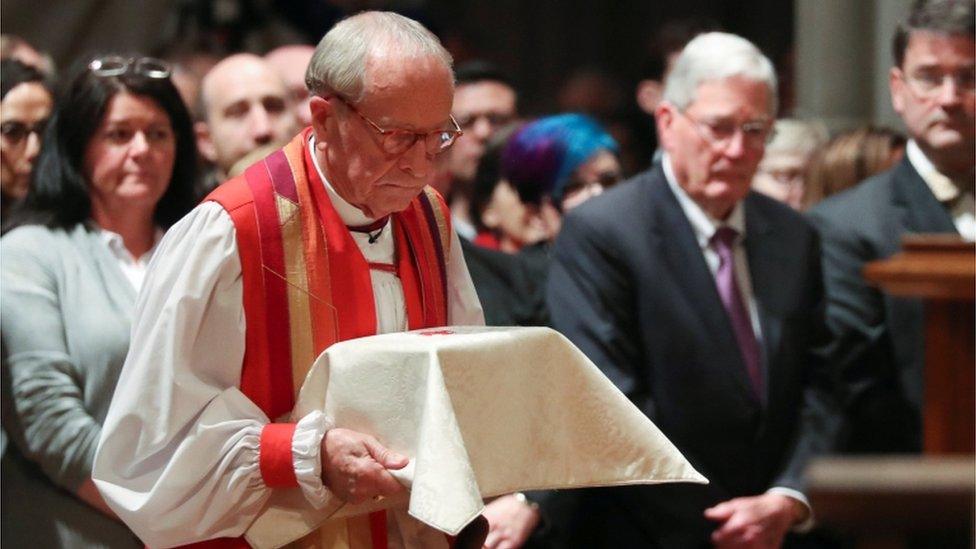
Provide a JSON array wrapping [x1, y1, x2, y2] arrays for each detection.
[[808, 0, 974, 454], [544, 32, 834, 549]]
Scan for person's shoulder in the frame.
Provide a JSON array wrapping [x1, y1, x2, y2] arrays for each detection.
[[460, 236, 519, 268], [2, 223, 81, 252], [1, 224, 90, 274], [810, 166, 898, 224], [566, 168, 660, 228], [747, 191, 819, 243], [157, 202, 236, 253]]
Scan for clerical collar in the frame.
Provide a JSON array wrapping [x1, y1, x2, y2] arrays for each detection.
[[661, 153, 746, 250], [308, 134, 387, 229]]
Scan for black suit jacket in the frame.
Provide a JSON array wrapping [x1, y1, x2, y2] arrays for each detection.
[[460, 238, 548, 327], [808, 157, 957, 453], [544, 166, 835, 547]]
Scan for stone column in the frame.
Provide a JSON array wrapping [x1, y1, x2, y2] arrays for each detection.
[[794, 0, 911, 132]]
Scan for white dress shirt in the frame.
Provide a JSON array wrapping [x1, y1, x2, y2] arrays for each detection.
[[96, 227, 164, 292], [906, 139, 976, 241], [662, 155, 764, 344], [93, 144, 484, 548], [662, 154, 813, 530]]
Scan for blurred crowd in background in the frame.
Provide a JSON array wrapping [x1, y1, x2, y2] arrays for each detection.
[[0, 0, 972, 547], [0, 1, 911, 241]]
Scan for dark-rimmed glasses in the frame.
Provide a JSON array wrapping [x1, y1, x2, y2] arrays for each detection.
[[88, 56, 172, 79], [333, 95, 463, 156], [678, 109, 773, 151], [0, 120, 48, 145]]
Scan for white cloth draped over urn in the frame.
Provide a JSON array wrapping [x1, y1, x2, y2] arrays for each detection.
[[245, 326, 707, 548]]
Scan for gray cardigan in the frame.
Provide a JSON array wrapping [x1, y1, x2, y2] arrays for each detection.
[[2, 223, 141, 548]]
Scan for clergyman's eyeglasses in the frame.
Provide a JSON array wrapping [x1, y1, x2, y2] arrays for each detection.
[[334, 95, 463, 156]]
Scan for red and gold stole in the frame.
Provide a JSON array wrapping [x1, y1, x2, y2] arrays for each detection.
[[200, 128, 452, 548]]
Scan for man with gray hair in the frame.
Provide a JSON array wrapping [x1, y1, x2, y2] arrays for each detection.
[[545, 32, 835, 548], [93, 11, 485, 547]]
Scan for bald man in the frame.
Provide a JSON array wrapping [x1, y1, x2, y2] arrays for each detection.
[[265, 45, 315, 127], [195, 53, 299, 180]]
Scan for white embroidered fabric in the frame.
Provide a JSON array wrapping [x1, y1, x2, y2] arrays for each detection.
[[245, 326, 706, 548]]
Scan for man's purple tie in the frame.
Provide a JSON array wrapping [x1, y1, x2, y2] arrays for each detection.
[[711, 226, 764, 400]]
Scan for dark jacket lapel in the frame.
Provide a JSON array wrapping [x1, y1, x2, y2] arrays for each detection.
[[891, 157, 957, 234], [646, 168, 760, 401], [743, 194, 792, 407]]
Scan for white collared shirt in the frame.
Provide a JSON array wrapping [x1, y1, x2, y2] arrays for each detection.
[[96, 227, 164, 292], [906, 140, 976, 241], [93, 141, 484, 548], [662, 154, 764, 342]]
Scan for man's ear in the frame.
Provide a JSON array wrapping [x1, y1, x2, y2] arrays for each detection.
[[889, 67, 906, 115], [654, 101, 677, 150], [636, 79, 664, 115], [195, 121, 217, 163], [309, 96, 335, 142]]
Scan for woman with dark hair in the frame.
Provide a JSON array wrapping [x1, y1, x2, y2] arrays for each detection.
[[1, 58, 53, 217], [1, 54, 197, 548]]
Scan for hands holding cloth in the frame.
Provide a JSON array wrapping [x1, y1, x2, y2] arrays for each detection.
[[246, 326, 706, 548]]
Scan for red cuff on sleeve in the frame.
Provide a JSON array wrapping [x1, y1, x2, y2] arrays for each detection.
[[259, 423, 299, 488]]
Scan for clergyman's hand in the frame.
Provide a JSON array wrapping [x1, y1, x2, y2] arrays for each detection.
[[320, 428, 408, 504], [704, 493, 805, 549]]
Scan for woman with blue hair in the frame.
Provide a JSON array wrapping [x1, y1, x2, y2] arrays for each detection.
[[503, 113, 621, 215], [471, 114, 621, 252]]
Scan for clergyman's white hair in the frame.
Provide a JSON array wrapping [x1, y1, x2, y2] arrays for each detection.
[[305, 11, 453, 102], [663, 32, 778, 115]]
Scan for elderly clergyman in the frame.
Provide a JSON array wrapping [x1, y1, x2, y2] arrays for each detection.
[[93, 12, 484, 547], [543, 32, 836, 548]]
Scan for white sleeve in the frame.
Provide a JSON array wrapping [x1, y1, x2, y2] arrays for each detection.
[[446, 228, 485, 327], [92, 202, 330, 548]]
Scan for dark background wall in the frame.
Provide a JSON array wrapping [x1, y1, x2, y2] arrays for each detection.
[[1, 0, 794, 116], [2, 0, 794, 174], [429, 0, 793, 115]]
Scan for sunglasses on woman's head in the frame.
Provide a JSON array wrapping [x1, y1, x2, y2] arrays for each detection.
[[88, 56, 172, 79]]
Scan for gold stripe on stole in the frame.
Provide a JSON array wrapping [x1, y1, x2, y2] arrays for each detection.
[[276, 195, 316, 396], [423, 187, 451, 263], [287, 141, 338, 360]]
